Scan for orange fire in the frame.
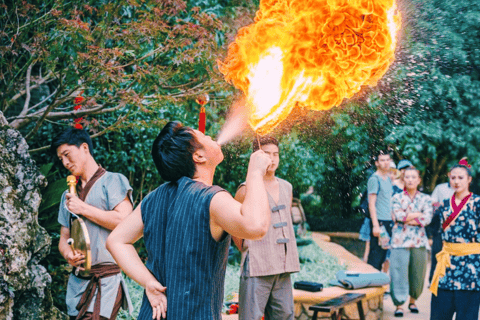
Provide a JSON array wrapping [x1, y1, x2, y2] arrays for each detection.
[[219, 0, 401, 135]]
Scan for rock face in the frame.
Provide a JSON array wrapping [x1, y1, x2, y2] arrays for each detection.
[[0, 111, 66, 319]]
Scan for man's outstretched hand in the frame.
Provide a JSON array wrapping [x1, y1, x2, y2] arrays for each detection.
[[146, 280, 167, 320]]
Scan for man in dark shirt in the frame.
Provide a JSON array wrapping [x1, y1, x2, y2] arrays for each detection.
[[107, 121, 272, 320]]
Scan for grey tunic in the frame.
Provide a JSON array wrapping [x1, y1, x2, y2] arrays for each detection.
[[58, 171, 133, 318]]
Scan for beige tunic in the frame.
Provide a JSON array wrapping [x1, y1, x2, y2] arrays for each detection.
[[241, 178, 301, 277]]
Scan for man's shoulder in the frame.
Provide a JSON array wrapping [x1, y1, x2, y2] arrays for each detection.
[[367, 174, 380, 187], [277, 177, 292, 189], [103, 171, 128, 181]]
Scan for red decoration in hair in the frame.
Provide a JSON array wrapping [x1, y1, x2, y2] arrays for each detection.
[[459, 158, 471, 169]]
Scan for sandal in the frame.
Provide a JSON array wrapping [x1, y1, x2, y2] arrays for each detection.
[[394, 308, 404, 317], [408, 303, 419, 313]]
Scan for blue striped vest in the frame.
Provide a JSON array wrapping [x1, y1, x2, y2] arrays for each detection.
[[138, 177, 230, 320]]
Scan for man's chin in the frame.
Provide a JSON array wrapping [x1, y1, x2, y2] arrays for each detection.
[[216, 153, 225, 165]]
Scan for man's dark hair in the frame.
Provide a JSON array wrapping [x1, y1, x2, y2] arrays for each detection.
[[151, 121, 201, 182], [373, 149, 391, 161], [252, 135, 279, 152], [50, 128, 94, 156]]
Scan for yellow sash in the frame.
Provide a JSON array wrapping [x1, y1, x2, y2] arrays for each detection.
[[430, 242, 480, 296]]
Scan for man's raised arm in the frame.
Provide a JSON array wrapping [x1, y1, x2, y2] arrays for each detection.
[[210, 150, 271, 241]]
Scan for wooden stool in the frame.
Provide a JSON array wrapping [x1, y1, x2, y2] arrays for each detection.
[[309, 293, 366, 320]]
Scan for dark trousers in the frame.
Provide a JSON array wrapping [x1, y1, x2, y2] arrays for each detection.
[[367, 220, 393, 271], [430, 289, 480, 320]]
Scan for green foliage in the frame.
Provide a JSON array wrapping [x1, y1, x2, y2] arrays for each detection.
[[386, 0, 480, 191], [285, 94, 392, 230], [292, 240, 347, 285], [9, 0, 480, 314], [2, 0, 232, 141], [117, 276, 144, 320]]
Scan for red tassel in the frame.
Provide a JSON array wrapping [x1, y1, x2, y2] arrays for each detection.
[[198, 106, 206, 133]]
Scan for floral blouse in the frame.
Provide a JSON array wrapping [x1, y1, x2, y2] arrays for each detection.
[[437, 194, 480, 291], [391, 191, 433, 249]]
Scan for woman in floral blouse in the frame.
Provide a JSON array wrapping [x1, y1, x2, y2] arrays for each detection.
[[430, 161, 480, 320], [390, 166, 432, 317]]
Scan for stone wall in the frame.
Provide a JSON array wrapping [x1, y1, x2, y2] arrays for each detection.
[[0, 111, 67, 319]]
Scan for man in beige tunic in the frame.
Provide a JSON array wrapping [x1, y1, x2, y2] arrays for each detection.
[[233, 136, 300, 320]]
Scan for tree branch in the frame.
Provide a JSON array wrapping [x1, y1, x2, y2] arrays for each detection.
[[18, 3, 60, 31], [113, 45, 165, 69], [9, 85, 78, 128], [6, 75, 54, 108], [28, 111, 130, 154], [45, 102, 126, 121], [18, 64, 33, 118], [27, 86, 59, 112], [25, 85, 64, 140]]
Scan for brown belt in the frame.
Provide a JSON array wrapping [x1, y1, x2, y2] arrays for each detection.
[[75, 263, 121, 320]]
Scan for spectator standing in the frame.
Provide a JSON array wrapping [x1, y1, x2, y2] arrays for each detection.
[[367, 151, 394, 271], [233, 136, 300, 320], [430, 160, 480, 320], [393, 159, 413, 192], [390, 167, 433, 317]]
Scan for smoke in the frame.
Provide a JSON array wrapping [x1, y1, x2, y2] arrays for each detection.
[[216, 98, 250, 146]]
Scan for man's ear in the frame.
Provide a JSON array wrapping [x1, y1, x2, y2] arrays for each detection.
[[81, 142, 90, 154], [192, 148, 206, 164]]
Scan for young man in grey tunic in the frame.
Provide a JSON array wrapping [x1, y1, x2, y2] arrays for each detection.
[[233, 136, 300, 320], [51, 128, 133, 320]]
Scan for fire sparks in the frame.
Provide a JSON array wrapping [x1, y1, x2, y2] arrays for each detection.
[[219, 0, 401, 135]]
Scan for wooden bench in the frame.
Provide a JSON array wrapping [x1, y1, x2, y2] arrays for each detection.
[[309, 293, 366, 320]]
